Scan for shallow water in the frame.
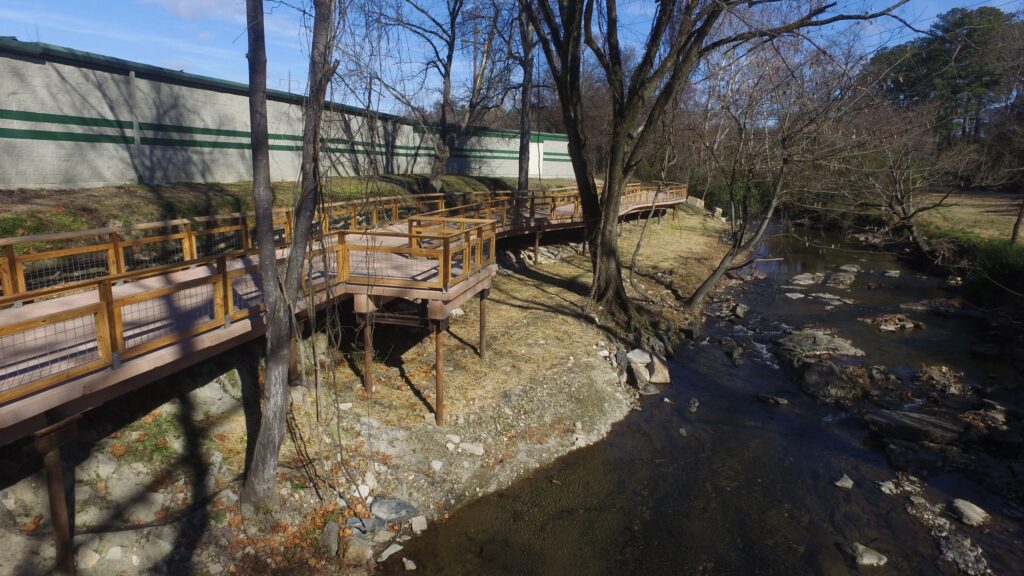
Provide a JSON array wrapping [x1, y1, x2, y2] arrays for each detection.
[[380, 230, 1023, 575]]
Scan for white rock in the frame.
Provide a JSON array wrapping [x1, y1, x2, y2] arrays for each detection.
[[626, 349, 652, 365], [339, 403, 352, 411], [885, 270, 901, 278], [357, 484, 371, 498], [105, 546, 123, 561], [445, 434, 462, 444], [952, 499, 990, 527], [784, 292, 805, 300], [450, 308, 466, 318], [597, 349, 610, 358], [410, 515, 428, 534], [850, 543, 887, 566], [403, 557, 418, 571], [379, 543, 404, 562], [648, 354, 671, 384], [445, 442, 455, 452], [834, 474, 854, 490], [77, 548, 100, 569], [430, 460, 443, 472], [459, 442, 485, 456]]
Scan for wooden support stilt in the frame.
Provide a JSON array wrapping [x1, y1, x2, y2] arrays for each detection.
[[34, 416, 80, 576], [533, 228, 541, 265], [362, 314, 373, 394], [478, 291, 488, 361], [434, 320, 445, 426], [288, 334, 299, 387]]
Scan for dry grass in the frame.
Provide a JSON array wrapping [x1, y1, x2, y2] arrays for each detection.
[[300, 206, 730, 430], [919, 190, 1021, 240]]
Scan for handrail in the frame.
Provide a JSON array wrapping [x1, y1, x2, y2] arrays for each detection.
[[0, 182, 686, 407]]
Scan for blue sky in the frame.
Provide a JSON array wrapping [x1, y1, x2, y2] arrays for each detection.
[[0, 0, 1020, 100]]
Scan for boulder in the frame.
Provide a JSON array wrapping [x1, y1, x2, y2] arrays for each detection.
[[848, 543, 887, 567], [371, 499, 418, 522], [801, 362, 862, 401], [409, 515, 428, 534], [866, 410, 965, 443], [341, 535, 373, 564], [952, 499, 990, 527], [758, 394, 788, 406], [861, 314, 924, 332], [648, 355, 671, 385], [917, 365, 967, 396], [733, 303, 750, 318], [839, 264, 862, 273], [779, 329, 864, 361], [834, 474, 854, 489], [826, 272, 856, 289], [791, 273, 825, 286], [322, 521, 340, 557]]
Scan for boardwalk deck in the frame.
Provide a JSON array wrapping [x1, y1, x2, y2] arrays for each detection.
[[0, 184, 688, 443]]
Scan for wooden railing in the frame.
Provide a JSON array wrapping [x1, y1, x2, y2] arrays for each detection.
[[0, 193, 445, 299], [0, 183, 687, 406]]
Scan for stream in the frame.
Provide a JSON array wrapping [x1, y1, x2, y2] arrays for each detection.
[[380, 229, 1024, 575]]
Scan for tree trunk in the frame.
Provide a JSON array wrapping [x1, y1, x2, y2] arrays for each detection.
[[1012, 195, 1024, 244], [590, 164, 634, 322], [687, 166, 784, 311], [242, 0, 335, 510], [242, 0, 289, 509], [516, 11, 533, 194]]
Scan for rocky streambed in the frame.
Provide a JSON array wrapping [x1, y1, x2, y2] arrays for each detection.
[[377, 230, 1024, 575]]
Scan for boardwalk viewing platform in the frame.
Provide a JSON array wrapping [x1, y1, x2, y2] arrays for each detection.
[[0, 183, 688, 443]]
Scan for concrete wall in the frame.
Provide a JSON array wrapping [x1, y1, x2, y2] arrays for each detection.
[[0, 39, 575, 190]]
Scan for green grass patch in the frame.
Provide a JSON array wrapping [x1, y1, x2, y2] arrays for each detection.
[[928, 225, 1024, 305]]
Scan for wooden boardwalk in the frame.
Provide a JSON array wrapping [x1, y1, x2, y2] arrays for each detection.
[[0, 184, 688, 443]]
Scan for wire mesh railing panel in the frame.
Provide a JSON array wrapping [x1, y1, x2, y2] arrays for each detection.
[[195, 229, 242, 258], [22, 249, 111, 292], [231, 272, 263, 315], [124, 238, 185, 271], [347, 249, 439, 284], [0, 311, 100, 393], [119, 283, 215, 352]]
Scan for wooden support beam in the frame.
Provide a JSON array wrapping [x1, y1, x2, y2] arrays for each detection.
[[362, 314, 374, 394], [533, 228, 541, 265], [479, 290, 488, 361], [434, 320, 444, 426], [33, 416, 80, 576]]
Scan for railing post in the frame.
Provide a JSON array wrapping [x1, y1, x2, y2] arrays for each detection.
[[0, 245, 17, 296], [335, 232, 348, 283], [217, 255, 232, 325], [98, 279, 122, 369], [108, 232, 126, 275], [240, 214, 251, 250], [441, 237, 451, 290], [182, 222, 198, 260]]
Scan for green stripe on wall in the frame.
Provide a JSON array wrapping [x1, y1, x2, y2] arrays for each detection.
[[0, 108, 132, 129], [0, 127, 133, 144]]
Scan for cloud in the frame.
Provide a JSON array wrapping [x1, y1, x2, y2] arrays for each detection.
[[0, 5, 238, 61], [138, 0, 242, 22]]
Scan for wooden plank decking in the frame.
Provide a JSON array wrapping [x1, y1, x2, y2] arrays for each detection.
[[0, 184, 688, 443]]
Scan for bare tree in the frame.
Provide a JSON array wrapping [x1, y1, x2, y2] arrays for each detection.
[[363, 0, 515, 193], [242, 0, 338, 510], [522, 0, 907, 330], [516, 6, 535, 193]]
